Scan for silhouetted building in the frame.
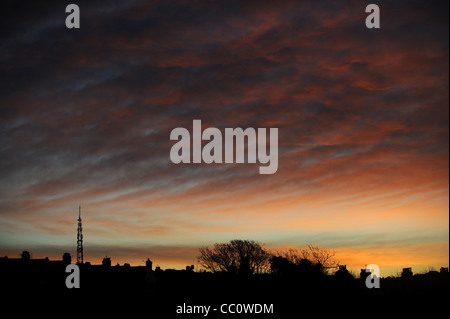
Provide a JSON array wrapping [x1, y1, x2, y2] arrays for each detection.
[[21, 251, 31, 260], [440, 267, 449, 274], [360, 268, 370, 280], [335, 264, 353, 279], [102, 256, 111, 267], [63, 252, 71, 265], [402, 267, 413, 278], [146, 258, 153, 271], [186, 265, 194, 272]]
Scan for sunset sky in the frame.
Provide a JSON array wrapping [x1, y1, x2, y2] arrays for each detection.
[[0, 0, 448, 276]]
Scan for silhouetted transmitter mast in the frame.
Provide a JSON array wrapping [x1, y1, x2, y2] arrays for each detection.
[[77, 205, 83, 264]]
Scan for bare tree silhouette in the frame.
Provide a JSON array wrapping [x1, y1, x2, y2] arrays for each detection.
[[275, 245, 339, 272], [301, 245, 338, 269], [198, 239, 270, 275]]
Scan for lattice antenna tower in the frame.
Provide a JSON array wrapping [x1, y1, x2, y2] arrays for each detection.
[[77, 205, 83, 264]]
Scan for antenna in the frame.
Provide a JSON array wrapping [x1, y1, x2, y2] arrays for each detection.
[[77, 205, 84, 264]]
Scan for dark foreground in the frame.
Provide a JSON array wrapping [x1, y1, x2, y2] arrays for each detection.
[[1, 260, 448, 317]]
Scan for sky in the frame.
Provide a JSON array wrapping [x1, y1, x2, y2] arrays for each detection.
[[0, 0, 448, 276]]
